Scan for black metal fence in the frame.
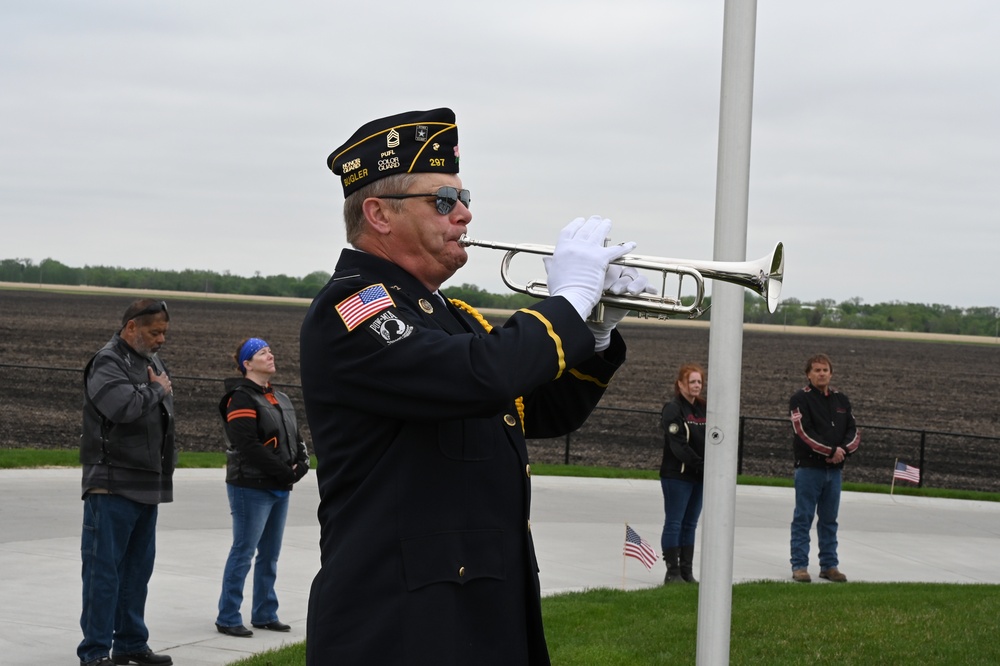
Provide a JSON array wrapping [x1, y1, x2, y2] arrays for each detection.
[[525, 409, 1000, 493], [3, 364, 999, 493], [0, 363, 310, 455]]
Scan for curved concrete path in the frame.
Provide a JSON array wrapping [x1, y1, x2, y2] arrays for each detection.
[[2, 469, 998, 666]]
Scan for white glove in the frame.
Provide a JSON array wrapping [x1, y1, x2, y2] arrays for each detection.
[[542, 216, 635, 320], [588, 264, 657, 351]]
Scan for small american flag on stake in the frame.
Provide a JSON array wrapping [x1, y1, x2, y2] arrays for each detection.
[[623, 524, 658, 570], [336, 284, 395, 331], [893, 461, 921, 484]]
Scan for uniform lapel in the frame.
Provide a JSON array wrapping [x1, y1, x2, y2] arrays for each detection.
[[443, 298, 476, 334]]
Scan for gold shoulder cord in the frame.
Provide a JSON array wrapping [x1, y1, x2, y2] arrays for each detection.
[[449, 299, 526, 432]]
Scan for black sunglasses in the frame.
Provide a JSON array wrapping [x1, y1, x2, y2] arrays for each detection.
[[131, 300, 169, 320], [378, 186, 471, 215]]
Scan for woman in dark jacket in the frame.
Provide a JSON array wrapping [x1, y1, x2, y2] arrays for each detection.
[[215, 338, 309, 637], [659, 363, 707, 584]]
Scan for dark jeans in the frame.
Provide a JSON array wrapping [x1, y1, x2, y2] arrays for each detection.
[[659, 477, 704, 552], [217, 485, 289, 627], [790, 466, 842, 571], [78, 493, 158, 663]]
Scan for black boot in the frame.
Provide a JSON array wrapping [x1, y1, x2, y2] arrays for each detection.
[[663, 547, 682, 584], [679, 544, 697, 583]]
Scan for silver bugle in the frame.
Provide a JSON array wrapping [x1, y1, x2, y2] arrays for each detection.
[[457, 234, 784, 317]]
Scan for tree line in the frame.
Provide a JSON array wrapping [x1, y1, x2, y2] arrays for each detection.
[[0, 258, 538, 309], [742, 294, 999, 337], [3, 257, 997, 337]]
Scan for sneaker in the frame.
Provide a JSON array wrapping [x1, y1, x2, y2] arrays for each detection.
[[819, 567, 848, 582], [791, 568, 811, 583], [111, 650, 173, 665]]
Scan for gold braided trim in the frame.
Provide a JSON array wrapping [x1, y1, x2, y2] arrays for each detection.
[[568, 367, 610, 388], [449, 299, 525, 432], [515, 308, 566, 379]]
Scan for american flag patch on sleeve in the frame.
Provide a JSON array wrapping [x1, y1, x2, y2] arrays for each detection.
[[336, 283, 395, 331]]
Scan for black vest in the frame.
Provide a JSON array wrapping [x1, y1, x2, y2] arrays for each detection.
[[220, 383, 299, 487]]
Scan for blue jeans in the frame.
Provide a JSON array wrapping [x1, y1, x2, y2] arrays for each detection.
[[790, 466, 842, 571], [217, 485, 289, 627], [660, 477, 704, 552], [78, 493, 158, 663]]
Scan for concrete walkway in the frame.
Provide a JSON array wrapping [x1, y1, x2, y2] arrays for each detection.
[[3, 469, 998, 666]]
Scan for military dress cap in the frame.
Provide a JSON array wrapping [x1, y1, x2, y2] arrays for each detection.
[[328, 108, 460, 198]]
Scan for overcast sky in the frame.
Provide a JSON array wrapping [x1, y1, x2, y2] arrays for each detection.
[[3, 1, 998, 309]]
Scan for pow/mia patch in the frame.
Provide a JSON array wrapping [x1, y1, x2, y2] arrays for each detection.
[[668, 423, 681, 434], [365, 308, 414, 346]]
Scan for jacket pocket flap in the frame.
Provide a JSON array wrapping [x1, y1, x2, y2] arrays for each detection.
[[401, 529, 505, 591]]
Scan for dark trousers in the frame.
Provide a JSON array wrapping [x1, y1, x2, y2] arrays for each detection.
[[78, 493, 157, 662], [659, 477, 704, 552]]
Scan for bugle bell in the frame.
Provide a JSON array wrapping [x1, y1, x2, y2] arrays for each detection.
[[457, 234, 784, 318]]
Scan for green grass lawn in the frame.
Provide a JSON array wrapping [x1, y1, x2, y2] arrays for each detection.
[[224, 583, 1000, 666]]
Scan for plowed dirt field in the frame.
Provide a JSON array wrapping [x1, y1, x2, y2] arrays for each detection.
[[2, 287, 998, 490]]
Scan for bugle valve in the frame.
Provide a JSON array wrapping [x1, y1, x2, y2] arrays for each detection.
[[457, 234, 784, 318]]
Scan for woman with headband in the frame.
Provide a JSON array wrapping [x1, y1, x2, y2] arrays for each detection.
[[214, 338, 309, 638]]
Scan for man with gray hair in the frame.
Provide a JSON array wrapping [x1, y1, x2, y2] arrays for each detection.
[[78, 299, 175, 666]]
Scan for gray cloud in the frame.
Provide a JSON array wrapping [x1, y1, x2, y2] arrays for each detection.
[[2, 0, 997, 308]]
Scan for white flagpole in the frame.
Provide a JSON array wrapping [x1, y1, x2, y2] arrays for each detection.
[[891, 457, 898, 495], [697, 1, 757, 664], [622, 523, 628, 590]]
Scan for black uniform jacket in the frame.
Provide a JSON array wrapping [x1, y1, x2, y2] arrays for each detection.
[[299, 249, 626, 665], [789, 383, 860, 469], [659, 395, 706, 482]]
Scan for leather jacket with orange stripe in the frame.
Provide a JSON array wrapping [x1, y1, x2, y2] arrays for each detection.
[[219, 377, 309, 489]]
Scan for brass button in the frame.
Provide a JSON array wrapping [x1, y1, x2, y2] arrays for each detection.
[[504, 414, 516, 427], [527, 520, 532, 532], [525, 464, 531, 477], [458, 566, 465, 577]]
